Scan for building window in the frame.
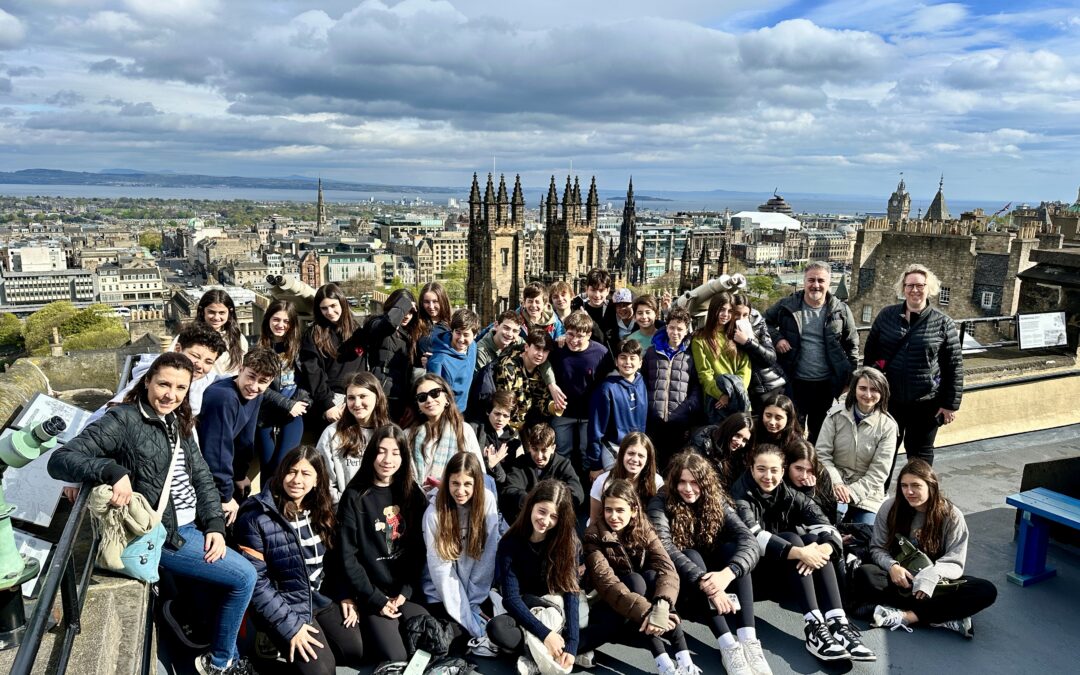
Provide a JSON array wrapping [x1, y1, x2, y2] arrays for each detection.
[[981, 291, 995, 310], [939, 287, 950, 305], [861, 305, 873, 323]]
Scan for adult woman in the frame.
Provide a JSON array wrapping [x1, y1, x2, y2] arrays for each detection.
[[647, 452, 770, 675], [691, 412, 754, 488], [191, 288, 248, 376], [407, 374, 484, 490], [299, 283, 363, 426], [863, 264, 963, 466], [235, 447, 364, 674], [48, 352, 256, 675], [255, 300, 310, 480], [857, 460, 997, 637], [315, 372, 392, 503], [816, 367, 898, 525], [731, 294, 786, 415], [336, 424, 430, 665], [691, 292, 752, 423], [358, 288, 419, 421]]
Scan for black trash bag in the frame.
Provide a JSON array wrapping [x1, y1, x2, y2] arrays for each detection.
[[425, 656, 476, 675], [403, 614, 456, 658]]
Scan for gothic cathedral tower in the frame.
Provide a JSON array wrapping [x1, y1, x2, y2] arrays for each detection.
[[466, 173, 526, 324]]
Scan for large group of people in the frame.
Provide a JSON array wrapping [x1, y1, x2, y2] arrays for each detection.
[[48, 263, 996, 675]]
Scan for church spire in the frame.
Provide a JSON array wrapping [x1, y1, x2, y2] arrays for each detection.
[[926, 173, 951, 221]]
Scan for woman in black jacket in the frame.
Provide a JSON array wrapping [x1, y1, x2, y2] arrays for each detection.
[[255, 300, 311, 480], [335, 424, 429, 665], [48, 352, 256, 675], [235, 446, 363, 674], [358, 288, 419, 422], [863, 263, 963, 467], [647, 451, 770, 675], [732, 294, 786, 415], [732, 444, 873, 664], [299, 283, 364, 429]]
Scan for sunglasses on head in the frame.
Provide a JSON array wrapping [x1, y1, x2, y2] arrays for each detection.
[[415, 388, 445, 404]]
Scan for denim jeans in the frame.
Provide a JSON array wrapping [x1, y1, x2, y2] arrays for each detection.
[[256, 415, 304, 481], [160, 524, 256, 668], [551, 416, 588, 464], [844, 507, 878, 526]]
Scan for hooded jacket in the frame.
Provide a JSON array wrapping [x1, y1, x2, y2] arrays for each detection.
[[360, 293, 415, 414], [643, 328, 702, 425], [499, 452, 585, 523], [815, 403, 898, 514], [763, 291, 859, 397], [583, 518, 680, 624], [730, 470, 841, 561], [586, 372, 648, 471], [426, 330, 477, 412]]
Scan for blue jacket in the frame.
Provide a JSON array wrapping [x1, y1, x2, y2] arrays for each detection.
[[197, 377, 262, 502], [235, 492, 326, 643], [426, 331, 477, 412], [586, 372, 647, 470]]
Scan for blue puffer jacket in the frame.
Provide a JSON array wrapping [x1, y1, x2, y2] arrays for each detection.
[[235, 491, 321, 643]]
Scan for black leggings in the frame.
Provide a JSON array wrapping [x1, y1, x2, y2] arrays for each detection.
[[681, 546, 756, 638], [852, 564, 997, 625], [751, 532, 843, 615], [270, 602, 365, 675], [587, 571, 689, 658], [359, 600, 429, 663]]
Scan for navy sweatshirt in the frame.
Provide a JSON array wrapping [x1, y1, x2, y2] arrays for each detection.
[[197, 376, 263, 502], [549, 342, 614, 419]]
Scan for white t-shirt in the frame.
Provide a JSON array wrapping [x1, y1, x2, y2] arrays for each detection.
[[590, 470, 665, 502]]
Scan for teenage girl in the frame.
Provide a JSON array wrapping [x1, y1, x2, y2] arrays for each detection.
[[585, 479, 699, 675], [316, 372, 391, 503], [691, 292, 752, 423], [856, 459, 997, 637], [415, 281, 452, 367], [487, 480, 585, 672], [754, 394, 803, 449], [255, 300, 310, 480], [731, 294, 787, 415], [408, 374, 484, 491], [336, 424, 430, 665], [235, 446, 364, 674], [422, 453, 501, 655], [784, 438, 839, 525], [299, 283, 362, 426], [190, 288, 248, 376], [647, 451, 770, 675], [358, 288, 419, 422], [589, 432, 665, 525], [692, 412, 754, 488], [731, 444, 874, 663]]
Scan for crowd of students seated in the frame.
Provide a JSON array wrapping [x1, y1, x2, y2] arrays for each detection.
[[48, 264, 995, 675]]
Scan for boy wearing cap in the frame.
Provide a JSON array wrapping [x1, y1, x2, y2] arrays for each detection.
[[612, 287, 636, 341]]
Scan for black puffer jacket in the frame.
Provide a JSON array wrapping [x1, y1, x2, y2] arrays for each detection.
[[730, 470, 840, 561], [360, 293, 415, 414], [642, 329, 702, 426], [763, 291, 859, 397], [863, 303, 963, 410], [48, 400, 225, 550], [298, 319, 367, 416], [739, 309, 786, 395], [646, 490, 759, 585]]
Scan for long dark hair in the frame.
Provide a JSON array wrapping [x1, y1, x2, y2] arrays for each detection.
[[408, 374, 468, 469], [701, 291, 738, 360], [311, 283, 358, 358], [709, 412, 754, 485], [601, 479, 651, 558], [887, 459, 953, 559], [334, 372, 391, 459], [196, 289, 243, 369], [269, 446, 336, 550], [784, 437, 830, 504], [665, 451, 728, 550], [349, 424, 417, 511], [123, 351, 196, 437], [433, 453, 488, 562], [609, 431, 659, 504], [258, 299, 301, 367], [505, 480, 580, 594], [755, 393, 803, 448]]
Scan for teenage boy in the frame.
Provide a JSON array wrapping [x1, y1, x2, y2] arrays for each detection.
[[548, 310, 613, 464], [499, 423, 584, 523], [612, 288, 636, 341], [494, 329, 565, 429], [469, 389, 522, 488], [427, 308, 480, 411], [518, 281, 565, 342], [642, 306, 702, 468], [571, 268, 619, 351], [472, 310, 565, 411], [586, 339, 647, 481], [627, 293, 662, 350], [548, 280, 574, 323], [198, 346, 279, 525]]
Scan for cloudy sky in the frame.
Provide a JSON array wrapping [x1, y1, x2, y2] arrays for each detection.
[[0, 0, 1078, 201]]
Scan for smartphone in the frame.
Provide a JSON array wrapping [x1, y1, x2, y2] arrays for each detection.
[[708, 594, 742, 612]]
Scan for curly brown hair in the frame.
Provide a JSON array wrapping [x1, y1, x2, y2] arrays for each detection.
[[664, 451, 729, 550]]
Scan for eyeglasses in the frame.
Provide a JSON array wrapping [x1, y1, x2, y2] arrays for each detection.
[[904, 283, 927, 290], [415, 388, 445, 403]]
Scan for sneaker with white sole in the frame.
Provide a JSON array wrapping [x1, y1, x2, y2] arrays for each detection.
[[679, 663, 704, 675], [467, 636, 499, 657], [827, 618, 876, 661], [516, 656, 540, 675], [872, 605, 913, 633], [740, 639, 773, 675], [658, 663, 680, 675], [804, 618, 850, 661], [576, 651, 595, 668], [195, 653, 229, 675], [719, 643, 752, 675], [931, 616, 974, 639]]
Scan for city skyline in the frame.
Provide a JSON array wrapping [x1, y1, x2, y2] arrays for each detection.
[[0, 1, 1078, 200]]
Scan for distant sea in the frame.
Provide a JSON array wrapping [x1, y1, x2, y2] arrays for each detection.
[[0, 183, 1006, 217]]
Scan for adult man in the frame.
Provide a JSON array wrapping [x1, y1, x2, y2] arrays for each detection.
[[764, 262, 859, 443]]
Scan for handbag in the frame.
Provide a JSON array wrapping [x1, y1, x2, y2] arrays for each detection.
[[894, 535, 965, 596], [115, 434, 183, 583]]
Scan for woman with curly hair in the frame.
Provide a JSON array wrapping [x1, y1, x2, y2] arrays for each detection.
[[855, 459, 996, 638], [647, 451, 769, 675]]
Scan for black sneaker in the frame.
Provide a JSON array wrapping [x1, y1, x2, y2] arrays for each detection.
[[931, 616, 974, 639], [827, 618, 876, 661], [804, 618, 850, 661], [164, 599, 211, 650], [226, 657, 257, 675]]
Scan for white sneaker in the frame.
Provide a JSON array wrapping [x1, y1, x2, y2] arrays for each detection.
[[740, 639, 773, 675], [658, 663, 680, 675], [719, 643, 752, 675], [679, 663, 704, 675], [576, 650, 595, 668], [467, 635, 499, 657], [516, 656, 540, 675], [872, 605, 913, 633]]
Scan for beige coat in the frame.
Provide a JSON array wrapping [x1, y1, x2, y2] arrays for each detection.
[[816, 403, 898, 515]]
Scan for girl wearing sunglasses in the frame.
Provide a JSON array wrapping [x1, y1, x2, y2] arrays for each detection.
[[407, 374, 485, 493]]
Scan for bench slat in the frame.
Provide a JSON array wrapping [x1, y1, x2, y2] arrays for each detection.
[[1007, 489, 1080, 529]]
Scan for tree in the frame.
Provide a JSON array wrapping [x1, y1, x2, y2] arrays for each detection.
[[340, 274, 377, 300], [0, 313, 22, 349], [23, 302, 127, 355], [23, 301, 78, 353], [139, 230, 162, 253], [441, 260, 468, 307]]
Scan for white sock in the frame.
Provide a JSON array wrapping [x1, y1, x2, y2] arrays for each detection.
[[676, 650, 694, 669], [737, 627, 757, 642], [717, 632, 738, 649], [656, 653, 675, 671], [804, 609, 824, 623], [825, 608, 847, 622]]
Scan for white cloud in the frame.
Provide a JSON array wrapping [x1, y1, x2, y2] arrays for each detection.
[[0, 9, 26, 49]]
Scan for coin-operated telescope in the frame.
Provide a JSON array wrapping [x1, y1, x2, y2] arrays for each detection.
[[266, 275, 317, 320], [673, 273, 748, 325], [0, 416, 67, 649]]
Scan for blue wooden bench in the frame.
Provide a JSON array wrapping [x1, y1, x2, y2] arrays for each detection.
[[1005, 487, 1080, 586]]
